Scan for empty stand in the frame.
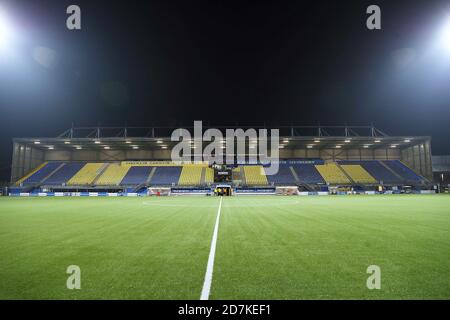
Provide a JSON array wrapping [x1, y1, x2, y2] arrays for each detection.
[[243, 165, 268, 185], [22, 162, 61, 185], [96, 164, 131, 185], [340, 165, 377, 184], [315, 163, 351, 184], [150, 166, 182, 185], [179, 166, 203, 186], [14, 159, 427, 189], [16, 162, 48, 185], [293, 164, 326, 184], [265, 164, 296, 185], [383, 160, 424, 183], [352, 161, 399, 184], [67, 163, 104, 185], [44, 162, 85, 185], [120, 166, 152, 185]]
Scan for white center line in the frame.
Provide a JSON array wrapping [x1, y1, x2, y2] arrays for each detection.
[[200, 196, 223, 300]]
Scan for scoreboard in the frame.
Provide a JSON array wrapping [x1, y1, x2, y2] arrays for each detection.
[[213, 164, 232, 183]]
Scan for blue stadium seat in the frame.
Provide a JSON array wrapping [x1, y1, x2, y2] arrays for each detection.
[[120, 166, 152, 185], [265, 165, 296, 185], [44, 162, 85, 185], [383, 160, 423, 183], [341, 160, 399, 184], [293, 164, 326, 184], [22, 162, 61, 185], [150, 166, 182, 185]]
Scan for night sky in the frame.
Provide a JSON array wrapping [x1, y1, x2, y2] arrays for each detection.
[[1, 0, 450, 181]]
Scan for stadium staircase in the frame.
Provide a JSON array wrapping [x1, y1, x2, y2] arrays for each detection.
[[40, 163, 66, 184], [44, 162, 85, 185], [120, 166, 153, 186], [379, 161, 405, 184], [289, 166, 315, 191], [384, 160, 426, 184], [68, 163, 105, 185], [292, 164, 326, 186], [15, 162, 48, 185], [352, 160, 398, 184], [20, 162, 65, 191], [335, 163, 356, 185], [340, 164, 377, 184], [200, 167, 206, 185], [95, 164, 131, 185], [315, 163, 351, 184], [204, 167, 214, 184], [289, 166, 300, 184], [146, 167, 157, 184], [265, 164, 296, 185], [131, 168, 156, 193], [20, 162, 61, 186]]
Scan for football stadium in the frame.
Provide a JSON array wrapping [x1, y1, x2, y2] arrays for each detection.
[[2, 124, 449, 300], [0, 0, 450, 307]]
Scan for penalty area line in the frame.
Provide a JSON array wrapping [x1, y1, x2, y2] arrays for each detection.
[[200, 196, 223, 300]]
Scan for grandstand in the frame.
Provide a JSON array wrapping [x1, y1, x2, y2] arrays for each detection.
[[9, 125, 434, 194]]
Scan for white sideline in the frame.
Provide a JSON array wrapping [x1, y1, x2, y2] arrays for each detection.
[[200, 196, 223, 300]]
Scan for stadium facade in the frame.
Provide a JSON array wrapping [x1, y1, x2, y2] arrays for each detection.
[[9, 125, 434, 195]]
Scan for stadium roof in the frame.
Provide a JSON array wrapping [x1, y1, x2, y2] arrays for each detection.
[[12, 125, 431, 151]]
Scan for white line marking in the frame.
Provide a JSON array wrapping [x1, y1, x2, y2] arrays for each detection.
[[200, 196, 223, 300]]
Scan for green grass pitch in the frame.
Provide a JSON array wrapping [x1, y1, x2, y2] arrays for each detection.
[[0, 195, 449, 299]]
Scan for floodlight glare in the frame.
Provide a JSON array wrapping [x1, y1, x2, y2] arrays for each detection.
[[438, 17, 450, 51], [0, 8, 13, 50]]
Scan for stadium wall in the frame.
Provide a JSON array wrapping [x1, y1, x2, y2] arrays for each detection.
[[11, 142, 45, 184], [401, 141, 433, 180]]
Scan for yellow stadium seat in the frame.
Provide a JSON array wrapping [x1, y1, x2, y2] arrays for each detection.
[[96, 164, 131, 185], [204, 167, 214, 184], [68, 163, 105, 185], [315, 163, 350, 184], [243, 165, 268, 185], [178, 166, 203, 185], [340, 165, 377, 184]]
